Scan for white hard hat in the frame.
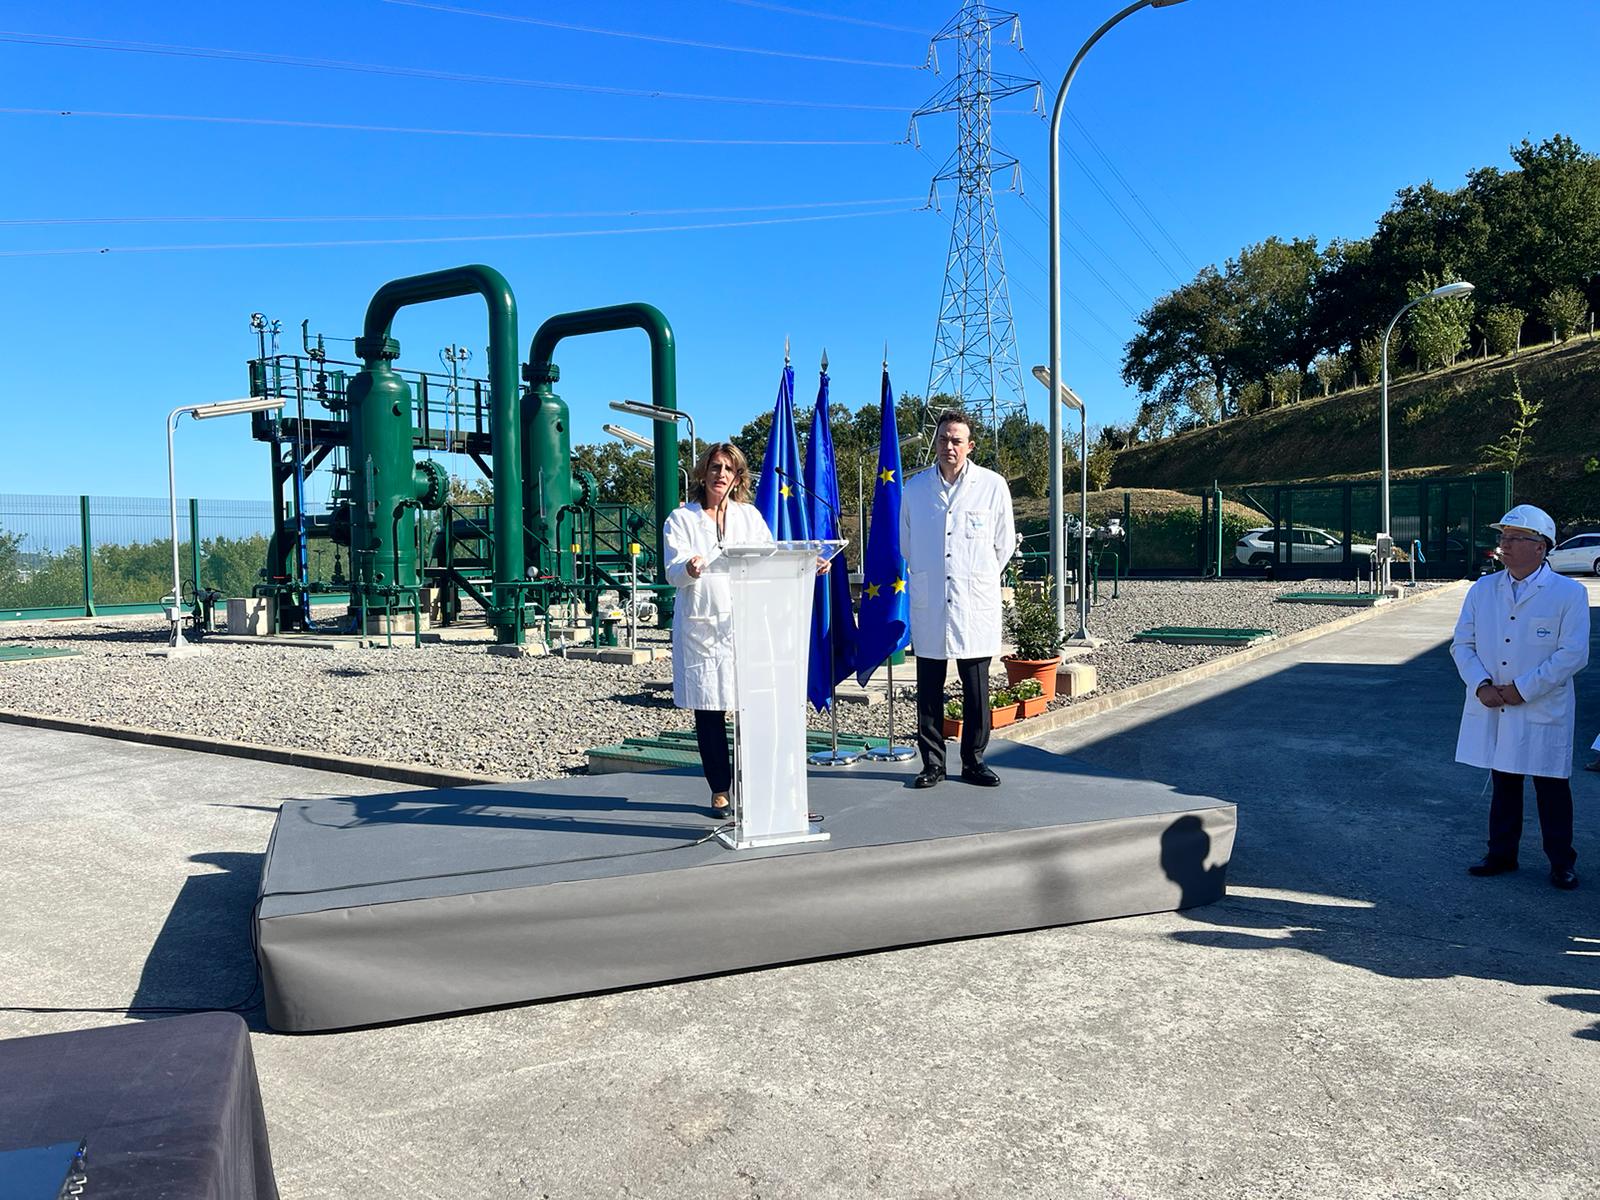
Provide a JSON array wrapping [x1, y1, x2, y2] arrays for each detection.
[[1489, 504, 1556, 544]]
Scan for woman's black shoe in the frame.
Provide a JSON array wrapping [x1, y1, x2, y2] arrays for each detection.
[[912, 766, 945, 789]]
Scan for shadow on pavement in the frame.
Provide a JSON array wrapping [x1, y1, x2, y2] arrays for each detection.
[[130, 850, 268, 1031], [1084, 595, 1600, 1040]]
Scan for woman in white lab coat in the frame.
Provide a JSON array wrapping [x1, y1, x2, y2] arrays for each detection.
[[1450, 505, 1591, 888], [663, 443, 773, 816]]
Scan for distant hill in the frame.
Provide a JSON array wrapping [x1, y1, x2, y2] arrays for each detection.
[[1110, 337, 1600, 531]]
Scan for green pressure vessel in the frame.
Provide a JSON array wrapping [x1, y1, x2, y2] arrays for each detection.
[[521, 362, 574, 582], [347, 338, 448, 607]]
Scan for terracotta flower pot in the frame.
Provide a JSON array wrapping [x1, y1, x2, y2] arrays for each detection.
[[942, 717, 963, 740], [1019, 695, 1047, 719], [1004, 656, 1062, 701], [989, 703, 1019, 730]]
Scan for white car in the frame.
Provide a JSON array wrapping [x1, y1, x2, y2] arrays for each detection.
[[1547, 532, 1600, 575], [1235, 526, 1377, 569]]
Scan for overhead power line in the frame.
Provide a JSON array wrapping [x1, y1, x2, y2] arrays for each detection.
[[383, 0, 920, 70], [0, 196, 922, 228], [1018, 44, 1198, 276], [0, 207, 920, 259], [720, 0, 932, 37], [0, 31, 911, 113], [0, 106, 901, 147]]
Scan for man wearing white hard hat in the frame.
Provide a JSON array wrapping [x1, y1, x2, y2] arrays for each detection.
[[1450, 504, 1591, 889]]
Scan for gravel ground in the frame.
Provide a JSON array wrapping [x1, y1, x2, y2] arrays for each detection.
[[0, 580, 1442, 778]]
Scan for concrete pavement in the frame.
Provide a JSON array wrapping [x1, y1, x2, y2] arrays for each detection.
[[1, 580, 1596, 1198]]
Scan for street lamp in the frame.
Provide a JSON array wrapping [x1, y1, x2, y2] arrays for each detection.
[[602, 422, 653, 451], [165, 396, 284, 656], [608, 398, 696, 473], [1049, 4, 1190, 643], [1031, 366, 1093, 642], [1379, 280, 1474, 590], [1048, 0, 1189, 644], [604, 422, 689, 495]]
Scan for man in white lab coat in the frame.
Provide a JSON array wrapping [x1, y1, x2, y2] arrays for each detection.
[[901, 410, 1017, 789], [1450, 504, 1591, 889]]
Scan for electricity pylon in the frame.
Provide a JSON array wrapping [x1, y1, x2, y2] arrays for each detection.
[[911, 0, 1038, 461]]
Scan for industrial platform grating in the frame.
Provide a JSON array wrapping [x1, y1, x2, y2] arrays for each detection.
[[0, 646, 80, 664], [1132, 626, 1276, 647]]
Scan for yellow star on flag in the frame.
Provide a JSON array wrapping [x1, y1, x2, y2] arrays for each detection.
[[879, 467, 896, 484], [779, 483, 793, 498], [892, 578, 906, 593], [865, 582, 881, 599]]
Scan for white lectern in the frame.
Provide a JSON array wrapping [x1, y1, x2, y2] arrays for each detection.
[[711, 539, 844, 850]]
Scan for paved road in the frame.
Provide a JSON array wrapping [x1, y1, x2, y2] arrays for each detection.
[[2, 580, 1596, 1198]]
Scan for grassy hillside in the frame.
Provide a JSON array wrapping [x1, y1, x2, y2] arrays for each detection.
[[1110, 337, 1600, 530]]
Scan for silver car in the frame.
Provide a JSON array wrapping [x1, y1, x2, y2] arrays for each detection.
[[1547, 532, 1600, 576], [1235, 526, 1377, 569]]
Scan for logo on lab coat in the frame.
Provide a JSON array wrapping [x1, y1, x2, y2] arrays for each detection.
[[1536, 626, 1553, 639]]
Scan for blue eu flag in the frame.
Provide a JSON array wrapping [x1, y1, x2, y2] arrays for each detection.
[[855, 365, 911, 684], [802, 364, 857, 710], [753, 361, 810, 540]]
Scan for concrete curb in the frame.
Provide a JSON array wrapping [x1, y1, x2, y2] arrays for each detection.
[[0, 581, 1467, 783], [0, 709, 515, 789], [1007, 580, 1469, 744]]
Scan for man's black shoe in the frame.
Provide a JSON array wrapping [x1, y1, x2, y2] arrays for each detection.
[[913, 766, 945, 789], [1551, 867, 1580, 890], [961, 763, 1001, 788], [1466, 856, 1518, 877]]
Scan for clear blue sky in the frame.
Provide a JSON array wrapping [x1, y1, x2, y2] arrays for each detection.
[[3, 0, 1597, 502]]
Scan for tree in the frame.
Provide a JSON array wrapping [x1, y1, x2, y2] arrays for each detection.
[[1086, 427, 1118, 491], [1267, 367, 1304, 407], [1406, 272, 1475, 369], [448, 474, 493, 506], [1473, 136, 1600, 312], [570, 442, 654, 510], [1479, 371, 1541, 481], [1538, 285, 1589, 341], [1357, 330, 1402, 385], [1311, 352, 1347, 396], [1227, 235, 1328, 381], [1483, 304, 1525, 356], [1122, 266, 1239, 423]]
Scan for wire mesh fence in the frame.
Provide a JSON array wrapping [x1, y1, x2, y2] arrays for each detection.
[[0, 494, 285, 617]]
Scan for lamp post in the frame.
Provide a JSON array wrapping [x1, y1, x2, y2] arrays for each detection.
[[604, 422, 689, 496], [1379, 280, 1474, 590], [1031, 365, 1092, 641], [165, 396, 284, 656], [609, 398, 695, 474], [1048, 0, 1188, 645]]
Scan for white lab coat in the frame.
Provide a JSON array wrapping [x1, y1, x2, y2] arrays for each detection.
[[1450, 564, 1591, 778], [664, 500, 774, 710], [900, 460, 1016, 660]]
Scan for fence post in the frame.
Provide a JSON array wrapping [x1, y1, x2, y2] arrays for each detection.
[[1122, 491, 1132, 573], [189, 498, 203, 594], [79, 495, 95, 617]]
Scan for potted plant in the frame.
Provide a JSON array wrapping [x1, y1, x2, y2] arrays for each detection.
[[1003, 576, 1065, 700], [1014, 677, 1046, 719], [989, 687, 1020, 730], [942, 698, 963, 741]]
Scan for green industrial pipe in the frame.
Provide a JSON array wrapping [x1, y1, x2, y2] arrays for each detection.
[[524, 303, 678, 599], [357, 265, 522, 641]]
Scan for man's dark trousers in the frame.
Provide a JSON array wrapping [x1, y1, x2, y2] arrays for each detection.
[[1488, 769, 1576, 869], [916, 655, 991, 772]]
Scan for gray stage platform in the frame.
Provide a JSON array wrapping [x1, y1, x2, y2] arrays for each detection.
[[255, 739, 1235, 1032]]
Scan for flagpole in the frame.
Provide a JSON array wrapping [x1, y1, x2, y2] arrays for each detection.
[[864, 344, 916, 764]]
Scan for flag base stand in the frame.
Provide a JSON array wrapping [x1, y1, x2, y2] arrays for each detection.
[[864, 655, 914, 761], [808, 699, 860, 766]]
